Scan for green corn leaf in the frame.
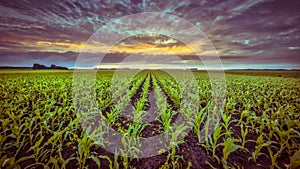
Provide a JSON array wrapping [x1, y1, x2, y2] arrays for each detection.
[[90, 156, 101, 168], [222, 138, 242, 161]]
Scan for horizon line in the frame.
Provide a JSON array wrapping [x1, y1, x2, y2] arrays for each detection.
[[0, 66, 299, 71]]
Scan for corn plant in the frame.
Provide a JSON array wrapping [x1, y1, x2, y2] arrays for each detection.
[[193, 107, 207, 143], [222, 113, 232, 137], [208, 123, 223, 160], [221, 138, 242, 168], [239, 124, 252, 150], [76, 131, 95, 169]]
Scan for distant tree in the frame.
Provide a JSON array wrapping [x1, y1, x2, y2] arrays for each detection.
[[33, 63, 47, 69], [32, 63, 68, 70]]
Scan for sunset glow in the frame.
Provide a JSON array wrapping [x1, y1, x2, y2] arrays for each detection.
[[0, 0, 299, 69]]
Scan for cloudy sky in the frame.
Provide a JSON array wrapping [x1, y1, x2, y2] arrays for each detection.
[[0, 0, 299, 69]]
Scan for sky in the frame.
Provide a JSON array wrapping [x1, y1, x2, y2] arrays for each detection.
[[0, 0, 299, 69]]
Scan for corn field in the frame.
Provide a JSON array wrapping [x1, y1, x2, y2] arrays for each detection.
[[0, 70, 299, 169]]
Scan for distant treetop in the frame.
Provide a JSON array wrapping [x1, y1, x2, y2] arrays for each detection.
[[32, 63, 68, 70]]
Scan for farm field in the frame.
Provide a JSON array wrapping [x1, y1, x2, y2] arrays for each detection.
[[0, 70, 299, 169]]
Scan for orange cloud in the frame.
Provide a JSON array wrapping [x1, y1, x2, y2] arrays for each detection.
[[34, 39, 218, 56]]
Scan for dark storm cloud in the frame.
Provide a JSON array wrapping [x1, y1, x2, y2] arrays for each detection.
[[0, 0, 299, 69], [0, 51, 77, 67], [102, 52, 129, 63], [207, 0, 300, 54]]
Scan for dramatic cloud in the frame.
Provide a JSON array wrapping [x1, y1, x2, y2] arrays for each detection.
[[0, 0, 299, 69]]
